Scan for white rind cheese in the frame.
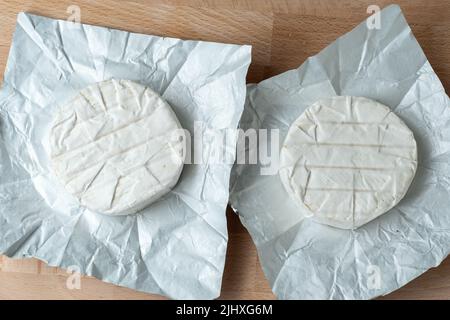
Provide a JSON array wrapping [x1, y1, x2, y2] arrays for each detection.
[[49, 79, 186, 216], [279, 96, 418, 229]]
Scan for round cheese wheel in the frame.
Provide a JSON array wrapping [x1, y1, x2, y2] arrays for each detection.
[[279, 96, 418, 229], [49, 79, 186, 216]]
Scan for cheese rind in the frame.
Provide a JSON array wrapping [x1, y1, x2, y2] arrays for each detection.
[[49, 79, 186, 215], [279, 96, 418, 229]]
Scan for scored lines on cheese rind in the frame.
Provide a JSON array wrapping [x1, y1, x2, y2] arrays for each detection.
[[52, 105, 181, 176], [52, 90, 167, 157], [51, 81, 163, 152], [57, 132, 181, 182], [69, 142, 182, 196], [51, 104, 165, 158]]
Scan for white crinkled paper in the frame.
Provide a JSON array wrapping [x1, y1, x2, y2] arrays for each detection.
[[0, 13, 251, 299], [230, 5, 450, 299]]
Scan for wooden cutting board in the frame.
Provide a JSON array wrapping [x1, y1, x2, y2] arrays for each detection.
[[0, 0, 449, 300]]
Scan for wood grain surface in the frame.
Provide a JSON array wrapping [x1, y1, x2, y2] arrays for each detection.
[[0, 0, 449, 300]]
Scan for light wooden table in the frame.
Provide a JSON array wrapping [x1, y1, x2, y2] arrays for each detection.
[[0, 0, 449, 300]]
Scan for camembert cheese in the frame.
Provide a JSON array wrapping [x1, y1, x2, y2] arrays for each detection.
[[49, 79, 185, 216], [279, 96, 418, 229]]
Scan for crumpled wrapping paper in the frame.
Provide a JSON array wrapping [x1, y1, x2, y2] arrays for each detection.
[[0, 12, 251, 299], [230, 5, 450, 299]]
